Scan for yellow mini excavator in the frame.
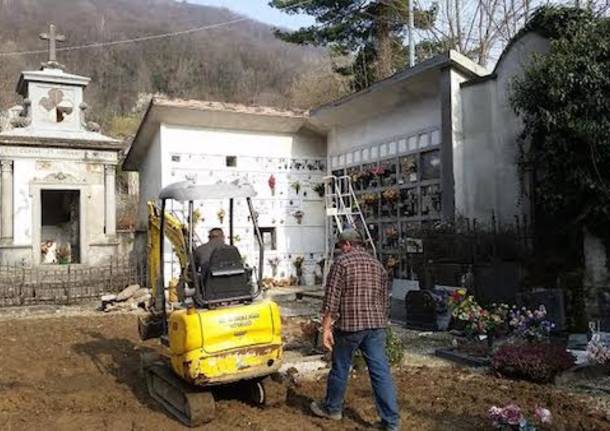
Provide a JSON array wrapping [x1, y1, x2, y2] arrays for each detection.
[[138, 181, 286, 427]]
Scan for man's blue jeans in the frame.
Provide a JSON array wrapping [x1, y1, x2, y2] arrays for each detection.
[[324, 328, 400, 428]]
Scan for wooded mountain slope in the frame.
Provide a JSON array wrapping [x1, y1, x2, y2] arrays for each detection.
[[0, 0, 326, 123]]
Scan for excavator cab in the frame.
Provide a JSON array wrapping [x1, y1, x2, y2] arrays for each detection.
[[201, 245, 252, 302], [139, 180, 285, 427]]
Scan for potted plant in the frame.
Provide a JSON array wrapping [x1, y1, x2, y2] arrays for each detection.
[[313, 183, 325, 198], [385, 255, 399, 271], [216, 208, 225, 224], [291, 180, 302, 195], [384, 225, 399, 248], [381, 188, 400, 217], [448, 289, 490, 340], [382, 188, 400, 203], [507, 305, 555, 342], [369, 166, 385, 188], [449, 290, 512, 349], [380, 163, 397, 186], [293, 256, 305, 285], [369, 166, 386, 177], [353, 170, 372, 189], [267, 257, 281, 277], [400, 156, 418, 183], [192, 208, 203, 225], [384, 225, 399, 240], [492, 342, 575, 383], [57, 244, 71, 265], [586, 335, 610, 372], [361, 193, 379, 206], [489, 404, 552, 430]]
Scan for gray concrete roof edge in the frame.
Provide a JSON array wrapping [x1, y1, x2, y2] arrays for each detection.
[[309, 51, 489, 117]]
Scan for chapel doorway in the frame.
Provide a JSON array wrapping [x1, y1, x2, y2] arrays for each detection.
[[40, 190, 80, 264]]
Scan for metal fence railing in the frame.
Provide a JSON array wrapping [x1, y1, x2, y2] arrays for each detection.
[[0, 258, 146, 307]]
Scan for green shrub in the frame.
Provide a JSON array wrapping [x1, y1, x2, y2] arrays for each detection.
[[353, 327, 405, 370]]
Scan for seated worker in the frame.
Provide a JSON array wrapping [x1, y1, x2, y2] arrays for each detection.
[[195, 228, 225, 276]]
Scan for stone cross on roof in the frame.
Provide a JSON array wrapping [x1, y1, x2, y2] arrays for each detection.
[[39, 24, 66, 68]]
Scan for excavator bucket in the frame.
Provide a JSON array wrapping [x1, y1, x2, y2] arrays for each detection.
[[138, 314, 165, 341]]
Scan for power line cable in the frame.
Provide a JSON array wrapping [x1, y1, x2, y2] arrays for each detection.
[[273, 0, 316, 10], [0, 17, 250, 57]]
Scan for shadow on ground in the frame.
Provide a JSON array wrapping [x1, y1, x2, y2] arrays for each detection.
[[72, 330, 160, 411], [286, 386, 374, 429]]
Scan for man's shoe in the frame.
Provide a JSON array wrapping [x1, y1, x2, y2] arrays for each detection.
[[310, 401, 342, 420], [376, 420, 400, 431]]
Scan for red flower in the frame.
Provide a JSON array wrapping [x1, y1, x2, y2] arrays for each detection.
[[450, 291, 463, 302], [369, 166, 386, 176]]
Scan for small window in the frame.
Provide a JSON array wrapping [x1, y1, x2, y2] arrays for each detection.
[[259, 227, 276, 251], [226, 156, 237, 167]]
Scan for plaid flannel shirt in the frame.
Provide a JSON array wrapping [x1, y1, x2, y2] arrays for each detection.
[[322, 246, 391, 332]]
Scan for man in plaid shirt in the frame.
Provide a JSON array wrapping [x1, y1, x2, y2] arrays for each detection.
[[310, 229, 400, 431]]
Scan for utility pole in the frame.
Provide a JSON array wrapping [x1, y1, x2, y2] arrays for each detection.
[[408, 0, 415, 66]]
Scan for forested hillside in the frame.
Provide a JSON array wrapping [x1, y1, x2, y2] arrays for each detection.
[[0, 0, 337, 134]]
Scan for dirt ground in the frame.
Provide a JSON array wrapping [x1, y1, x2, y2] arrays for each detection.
[[0, 311, 608, 431]]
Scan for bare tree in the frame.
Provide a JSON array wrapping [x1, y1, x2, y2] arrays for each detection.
[[415, 0, 610, 66], [415, 0, 542, 66]]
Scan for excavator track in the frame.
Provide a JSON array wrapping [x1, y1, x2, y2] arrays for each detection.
[[145, 362, 216, 427]]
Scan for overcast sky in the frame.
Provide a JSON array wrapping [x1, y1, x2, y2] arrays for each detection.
[[186, 0, 315, 29]]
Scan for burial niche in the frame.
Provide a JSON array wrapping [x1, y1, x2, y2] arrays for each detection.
[[41, 189, 80, 264]]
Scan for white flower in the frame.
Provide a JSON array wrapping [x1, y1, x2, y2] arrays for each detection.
[[535, 406, 552, 424]]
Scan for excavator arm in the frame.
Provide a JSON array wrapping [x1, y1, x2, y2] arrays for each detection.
[[147, 201, 191, 312]]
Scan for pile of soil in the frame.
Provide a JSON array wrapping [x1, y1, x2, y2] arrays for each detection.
[[0, 312, 607, 430]]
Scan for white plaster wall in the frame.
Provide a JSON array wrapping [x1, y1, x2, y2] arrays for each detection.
[[13, 158, 34, 245], [451, 68, 475, 222], [457, 32, 550, 225], [327, 96, 441, 157], [157, 124, 327, 283], [136, 128, 162, 230]]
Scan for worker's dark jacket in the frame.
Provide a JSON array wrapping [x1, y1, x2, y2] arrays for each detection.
[[194, 238, 224, 276]]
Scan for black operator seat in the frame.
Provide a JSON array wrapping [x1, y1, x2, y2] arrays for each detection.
[[202, 244, 252, 301]]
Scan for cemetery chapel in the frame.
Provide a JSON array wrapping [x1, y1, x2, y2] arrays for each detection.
[[0, 25, 123, 266]]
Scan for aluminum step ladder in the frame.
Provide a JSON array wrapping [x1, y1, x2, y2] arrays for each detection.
[[323, 175, 376, 282]]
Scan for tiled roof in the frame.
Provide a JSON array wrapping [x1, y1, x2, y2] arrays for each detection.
[[152, 97, 307, 118]]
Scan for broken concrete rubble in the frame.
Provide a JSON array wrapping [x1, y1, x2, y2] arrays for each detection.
[[116, 284, 141, 302], [100, 284, 151, 312]]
